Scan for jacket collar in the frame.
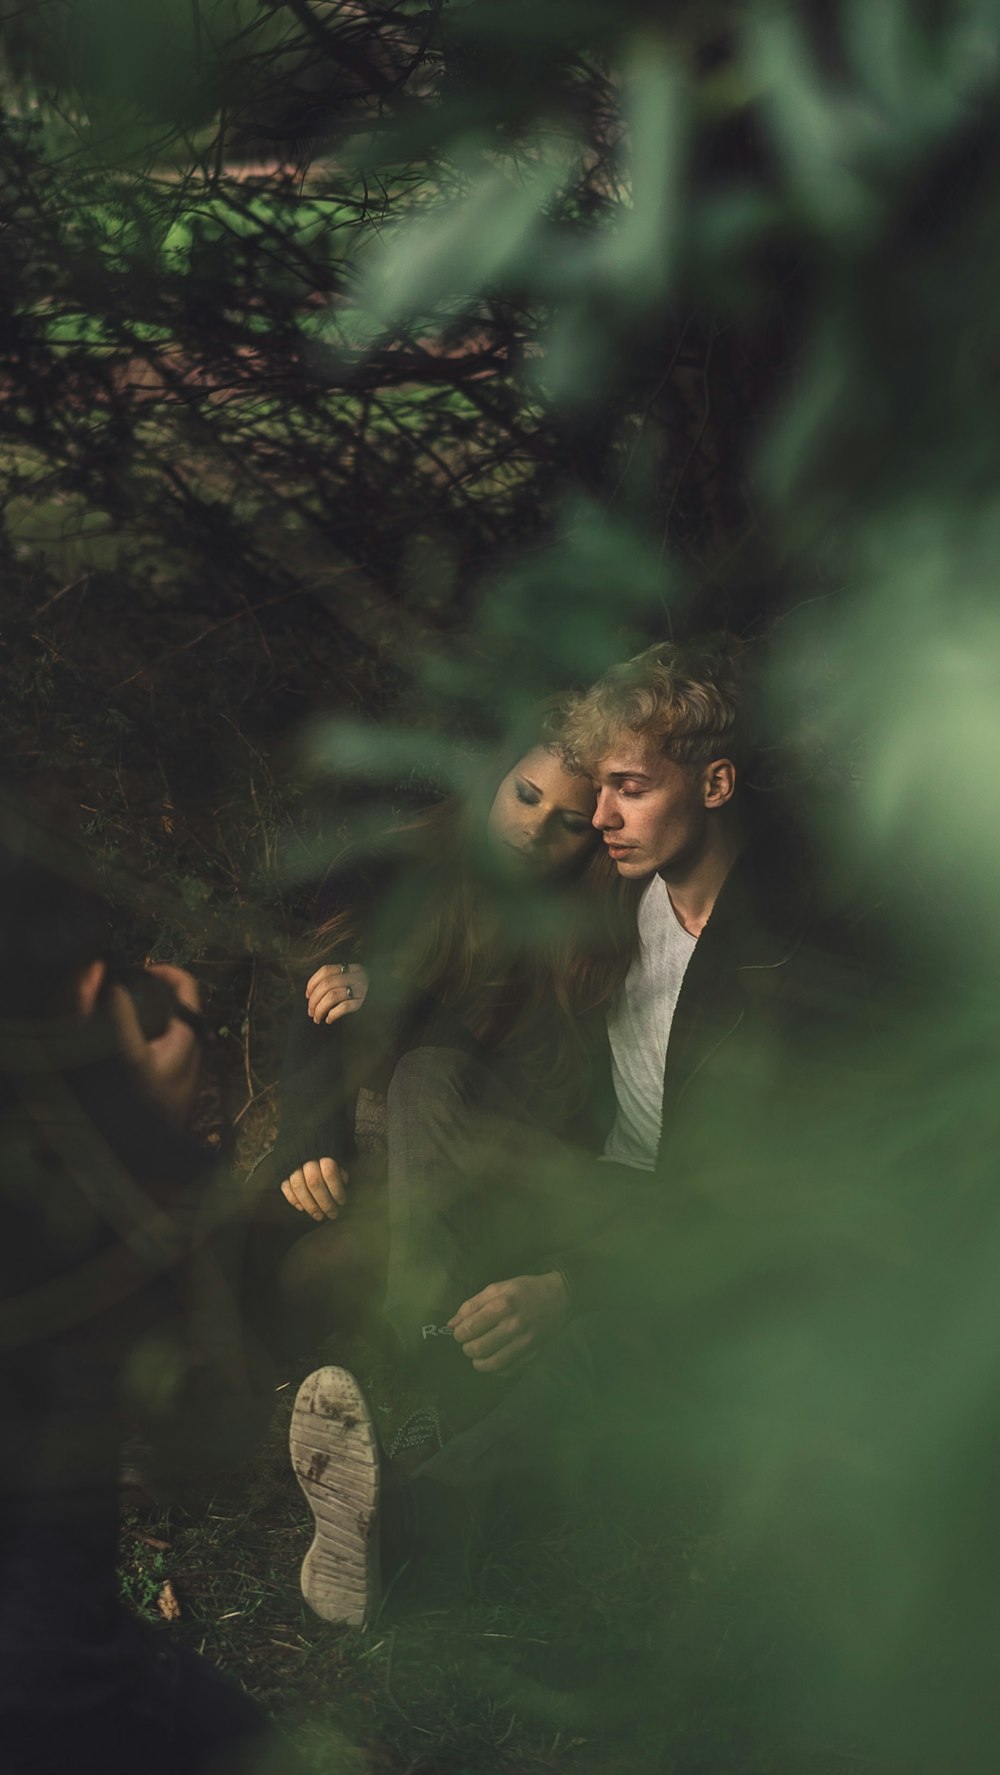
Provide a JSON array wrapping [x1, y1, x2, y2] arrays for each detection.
[[657, 826, 816, 1133]]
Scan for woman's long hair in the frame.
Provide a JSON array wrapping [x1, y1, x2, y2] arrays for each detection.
[[309, 708, 637, 1094]]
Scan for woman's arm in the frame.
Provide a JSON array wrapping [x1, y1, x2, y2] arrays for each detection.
[[266, 843, 389, 1196], [269, 835, 431, 1214], [270, 985, 357, 1170], [272, 962, 371, 1219]]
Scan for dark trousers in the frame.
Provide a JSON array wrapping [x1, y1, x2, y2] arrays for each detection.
[[254, 1035, 624, 1369], [415, 1307, 661, 1499], [380, 1044, 657, 1490], [2, 1619, 302, 1775], [383, 1044, 617, 1347]]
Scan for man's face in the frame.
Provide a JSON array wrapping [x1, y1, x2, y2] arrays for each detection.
[[590, 733, 710, 878]]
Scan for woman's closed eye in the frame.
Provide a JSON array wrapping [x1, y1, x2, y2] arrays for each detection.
[[560, 813, 593, 834], [515, 780, 541, 806]]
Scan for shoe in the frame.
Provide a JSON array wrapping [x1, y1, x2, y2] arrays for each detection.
[[386, 1402, 447, 1473], [290, 1366, 381, 1629]]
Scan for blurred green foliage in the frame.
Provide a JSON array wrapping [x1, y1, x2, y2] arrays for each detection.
[[4, 2, 1000, 1771]]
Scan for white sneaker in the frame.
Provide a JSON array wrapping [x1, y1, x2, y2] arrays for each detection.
[[290, 1366, 381, 1629]]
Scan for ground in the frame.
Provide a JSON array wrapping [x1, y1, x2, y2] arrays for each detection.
[[117, 1331, 878, 1775], [118, 1344, 662, 1775]]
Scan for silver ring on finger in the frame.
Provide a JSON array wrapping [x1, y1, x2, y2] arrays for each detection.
[[345, 984, 354, 999], [339, 961, 348, 973]]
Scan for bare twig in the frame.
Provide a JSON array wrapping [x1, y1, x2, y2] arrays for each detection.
[[232, 1081, 276, 1128], [107, 590, 309, 693], [34, 572, 92, 615], [242, 958, 257, 1103]]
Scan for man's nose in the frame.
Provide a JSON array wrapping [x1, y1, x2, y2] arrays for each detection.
[[593, 791, 621, 831]]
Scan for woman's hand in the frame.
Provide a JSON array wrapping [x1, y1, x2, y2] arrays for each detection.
[[108, 963, 202, 1130], [306, 963, 369, 1026], [280, 1156, 349, 1221], [449, 1272, 570, 1374]]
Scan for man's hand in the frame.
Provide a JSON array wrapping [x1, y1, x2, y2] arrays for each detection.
[[306, 963, 369, 1026], [108, 963, 202, 1130], [449, 1271, 569, 1374], [280, 1157, 348, 1221]]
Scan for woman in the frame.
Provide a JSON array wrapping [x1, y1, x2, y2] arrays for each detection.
[[259, 705, 633, 1368]]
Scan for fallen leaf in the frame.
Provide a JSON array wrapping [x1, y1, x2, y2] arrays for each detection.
[[157, 1580, 182, 1621]]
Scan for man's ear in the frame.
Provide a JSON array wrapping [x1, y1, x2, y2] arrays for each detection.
[[74, 958, 107, 1018], [702, 758, 736, 809]]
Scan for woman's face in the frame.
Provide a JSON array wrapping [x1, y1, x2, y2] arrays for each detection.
[[486, 746, 597, 878]]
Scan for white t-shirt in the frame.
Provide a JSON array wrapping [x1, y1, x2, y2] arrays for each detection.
[[602, 876, 697, 1171]]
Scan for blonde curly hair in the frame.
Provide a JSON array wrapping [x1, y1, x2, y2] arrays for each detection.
[[561, 639, 746, 772]]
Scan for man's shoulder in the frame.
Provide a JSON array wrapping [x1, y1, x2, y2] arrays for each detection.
[[707, 822, 812, 956], [711, 821, 873, 1002]]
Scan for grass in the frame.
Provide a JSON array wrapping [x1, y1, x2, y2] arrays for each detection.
[[118, 1346, 679, 1775], [117, 1340, 882, 1775]]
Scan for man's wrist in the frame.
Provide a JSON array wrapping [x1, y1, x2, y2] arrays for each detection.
[[547, 1267, 573, 1307]]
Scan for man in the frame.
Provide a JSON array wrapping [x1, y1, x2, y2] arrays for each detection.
[[288, 640, 871, 1631], [0, 800, 297, 1775]]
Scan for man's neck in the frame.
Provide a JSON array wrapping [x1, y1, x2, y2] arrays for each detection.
[[658, 821, 744, 938]]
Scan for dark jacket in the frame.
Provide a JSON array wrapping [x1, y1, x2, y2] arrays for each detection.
[[553, 831, 879, 1310]]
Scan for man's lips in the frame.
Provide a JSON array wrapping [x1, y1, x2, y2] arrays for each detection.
[[604, 840, 635, 853]]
